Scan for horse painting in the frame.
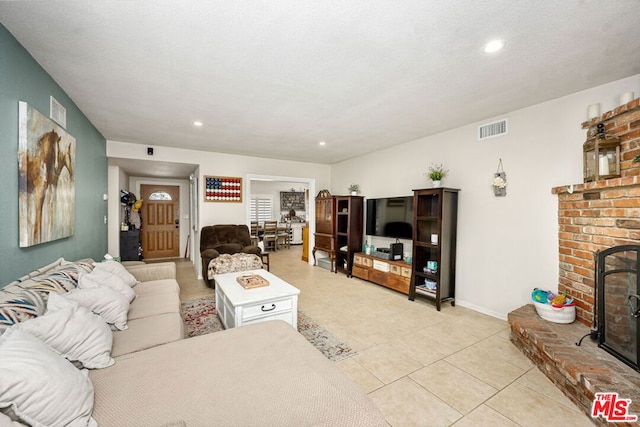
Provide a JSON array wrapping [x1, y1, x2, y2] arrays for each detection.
[[18, 102, 76, 247]]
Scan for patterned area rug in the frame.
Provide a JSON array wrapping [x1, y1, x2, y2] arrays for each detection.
[[181, 295, 356, 362]]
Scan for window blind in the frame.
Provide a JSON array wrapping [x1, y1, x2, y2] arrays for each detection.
[[250, 198, 272, 222]]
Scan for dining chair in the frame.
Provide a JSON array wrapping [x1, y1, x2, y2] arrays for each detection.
[[262, 221, 278, 251], [276, 222, 291, 250], [250, 221, 260, 246]]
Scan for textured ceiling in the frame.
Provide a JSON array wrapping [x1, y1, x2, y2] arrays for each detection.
[[2, 0, 640, 167]]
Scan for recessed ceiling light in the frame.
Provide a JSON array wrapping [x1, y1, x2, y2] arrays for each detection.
[[318, 141, 326, 146], [193, 121, 203, 127], [484, 39, 505, 54]]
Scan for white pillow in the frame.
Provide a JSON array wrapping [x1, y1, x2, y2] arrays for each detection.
[[79, 268, 136, 303], [15, 294, 115, 369], [92, 260, 139, 287], [0, 411, 27, 426], [0, 329, 97, 427], [63, 287, 130, 330]]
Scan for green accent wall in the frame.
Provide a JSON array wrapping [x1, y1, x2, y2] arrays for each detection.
[[0, 24, 107, 286]]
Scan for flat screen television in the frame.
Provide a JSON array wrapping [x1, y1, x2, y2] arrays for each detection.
[[365, 196, 413, 239]]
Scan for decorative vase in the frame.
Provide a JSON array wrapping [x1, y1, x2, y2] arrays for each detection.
[[351, 191, 357, 196], [432, 180, 441, 188]]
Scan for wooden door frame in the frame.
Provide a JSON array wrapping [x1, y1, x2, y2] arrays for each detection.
[[140, 184, 180, 259], [132, 178, 190, 261]]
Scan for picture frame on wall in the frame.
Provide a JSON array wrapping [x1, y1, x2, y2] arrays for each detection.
[[280, 191, 305, 210], [18, 101, 76, 247], [203, 175, 242, 202]]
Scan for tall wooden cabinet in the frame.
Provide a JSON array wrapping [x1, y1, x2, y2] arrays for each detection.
[[410, 187, 459, 310], [334, 196, 364, 277], [312, 192, 336, 271]]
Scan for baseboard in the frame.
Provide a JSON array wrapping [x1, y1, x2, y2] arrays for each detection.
[[455, 299, 507, 321]]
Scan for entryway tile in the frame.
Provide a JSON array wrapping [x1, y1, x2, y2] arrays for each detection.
[[485, 382, 593, 427], [352, 343, 422, 384], [388, 332, 456, 366], [444, 344, 527, 389], [335, 357, 384, 393], [450, 404, 519, 427], [471, 334, 534, 370], [515, 368, 581, 412], [369, 377, 462, 427], [409, 360, 498, 414]]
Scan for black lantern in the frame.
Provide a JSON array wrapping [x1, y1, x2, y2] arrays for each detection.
[[583, 124, 621, 182]]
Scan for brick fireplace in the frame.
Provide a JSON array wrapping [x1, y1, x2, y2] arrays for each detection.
[[554, 97, 639, 326], [508, 98, 640, 426]]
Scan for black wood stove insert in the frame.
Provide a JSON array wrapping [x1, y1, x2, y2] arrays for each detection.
[[596, 245, 640, 372]]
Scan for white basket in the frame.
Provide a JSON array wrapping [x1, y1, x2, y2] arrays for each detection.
[[533, 301, 576, 324]]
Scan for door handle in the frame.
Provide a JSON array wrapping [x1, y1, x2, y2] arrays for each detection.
[[175, 219, 179, 229]]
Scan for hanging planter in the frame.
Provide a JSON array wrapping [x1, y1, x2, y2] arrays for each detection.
[[492, 159, 507, 197]]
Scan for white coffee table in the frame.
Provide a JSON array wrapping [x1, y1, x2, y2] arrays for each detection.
[[213, 269, 300, 329]]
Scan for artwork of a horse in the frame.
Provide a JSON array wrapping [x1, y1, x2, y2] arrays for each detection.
[[18, 102, 76, 247]]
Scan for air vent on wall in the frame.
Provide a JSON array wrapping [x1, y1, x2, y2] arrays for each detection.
[[478, 118, 508, 140], [50, 96, 66, 128]]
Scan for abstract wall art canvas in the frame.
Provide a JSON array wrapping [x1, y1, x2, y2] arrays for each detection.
[[18, 101, 76, 247]]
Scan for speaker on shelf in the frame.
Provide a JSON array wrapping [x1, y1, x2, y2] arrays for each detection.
[[390, 241, 403, 261]]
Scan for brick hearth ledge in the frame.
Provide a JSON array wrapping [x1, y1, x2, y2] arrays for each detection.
[[509, 305, 640, 426]]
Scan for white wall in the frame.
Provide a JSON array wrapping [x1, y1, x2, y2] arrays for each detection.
[[331, 74, 640, 320], [106, 165, 122, 256], [106, 142, 331, 277]]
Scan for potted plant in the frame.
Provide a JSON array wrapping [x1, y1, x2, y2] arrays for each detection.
[[426, 163, 448, 187], [348, 183, 360, 195]]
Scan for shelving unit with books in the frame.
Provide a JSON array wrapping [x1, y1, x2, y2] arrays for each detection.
[[410, 187, 459, 310]]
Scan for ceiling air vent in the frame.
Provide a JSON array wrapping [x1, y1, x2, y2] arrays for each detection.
[[50, 96, 66, 128], [478, 118, 508, 141]]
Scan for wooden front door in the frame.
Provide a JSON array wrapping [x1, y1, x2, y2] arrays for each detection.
[[140, 184, 180, 259]]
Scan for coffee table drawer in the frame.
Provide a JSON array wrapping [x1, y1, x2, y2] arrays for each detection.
[[243, 298, 293, 319], [244, 311, 295, 326]]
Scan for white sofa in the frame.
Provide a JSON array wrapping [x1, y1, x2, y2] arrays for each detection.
[[0, 259, 386, 427]]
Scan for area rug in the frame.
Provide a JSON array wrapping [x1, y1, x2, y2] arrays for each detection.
[[181, 295, 356, 362]]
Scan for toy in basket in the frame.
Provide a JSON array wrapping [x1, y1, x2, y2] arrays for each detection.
[[531, 288, 576, 324]]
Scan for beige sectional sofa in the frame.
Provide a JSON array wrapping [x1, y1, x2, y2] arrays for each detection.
[[1, 259, 386, 427], [109, 262, 184, 357]]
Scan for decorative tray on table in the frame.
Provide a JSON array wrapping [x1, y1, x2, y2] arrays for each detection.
[[236, 274, 270, 289]]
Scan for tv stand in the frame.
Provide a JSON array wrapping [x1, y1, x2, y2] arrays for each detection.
[[352, 253, 411, 294]]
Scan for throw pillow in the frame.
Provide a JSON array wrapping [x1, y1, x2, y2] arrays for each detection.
[[0, 290, 47, 333], [92, 260, 139, 287], [78, 268, 136, 303], [62, 287, 129, 330], [15, 294, 115, 369], [0, 329, 97, 427]]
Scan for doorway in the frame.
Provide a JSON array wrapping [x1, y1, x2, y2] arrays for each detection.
[[246, 174, 316, 265], [140, 184, 180, 259]]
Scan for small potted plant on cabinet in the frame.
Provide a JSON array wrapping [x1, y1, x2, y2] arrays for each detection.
[[348, 183, 360, 195], [427, 163, 448, 187]]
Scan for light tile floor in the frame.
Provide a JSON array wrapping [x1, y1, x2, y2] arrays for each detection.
[[175, 247, 593, 427]]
